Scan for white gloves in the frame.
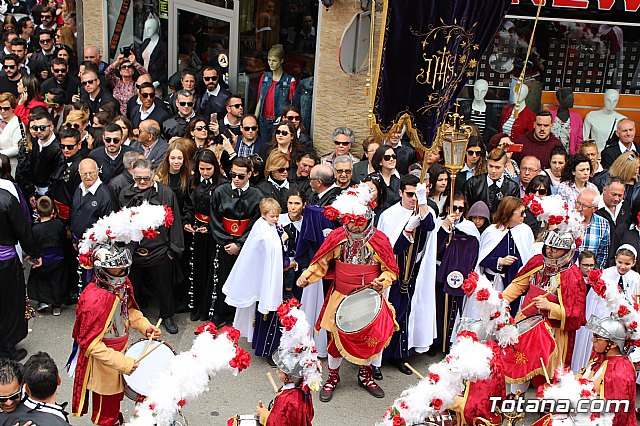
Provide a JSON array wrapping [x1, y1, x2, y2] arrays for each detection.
[[405, 214, 422, 232], [416, 182, 428, 206]]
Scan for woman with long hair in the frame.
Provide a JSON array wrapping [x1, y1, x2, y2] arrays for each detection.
[[557, 154, 597, 209], [280, 105, 311, 147], [14, 74, 46, 125], [594, 151, 640, 207], [455, 136, 487, 193], [363, 173, 387, 225], [372, 144, 401, 208], [258, 150, 291, 212], [259, 120, 301, 161], [155, 139, 192, 213], [427, 163, 449, 216], [55, 26, 76, 52], [182, 149, 222, 321], [54, 44, 77, 76], [113, 115, 133, 147]]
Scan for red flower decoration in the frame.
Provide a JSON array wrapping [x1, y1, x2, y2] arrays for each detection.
[[369, 200, 377, 209], [476, 288, 490, 301], [353, 215, 368, 227], [522, 193, 534, 205], [323, 206, 340, 220], [164, 206, 174, 228], [578, 378, 590, 385], [575, 236, 582, 248], [287, 298, 301, 309], [149, 402, 157, 411], [177, 399, 186, 408], [142, 228, 159, 239], [457, 330, 478, 342], [580, 389, 592, 398], [194, 322, 218, 337], [590, 413, 600, 421], [392, 414, 406, 426], [508, 317, 515, 325], [462, 279, 477, 296], [427, 372, 440, 383], [618, 305, 630, 317], [400, 401, 408, 410], [277, 303, 291, 319], [468, 271, 479, 281], [628, 321, 638, 331], [431, 398, 443, 410], [89, 232, 97, 242], [529, 200, 543, 216], [491, 310, 500, 319], [229, 347, 252, 372], [221, 326, 241, 344], [548, 215, 564, 225], [105, 229, 115, 240], [78, 251, 93, 268], [281, 315, 298, 331], [497, 322, 506, 330]]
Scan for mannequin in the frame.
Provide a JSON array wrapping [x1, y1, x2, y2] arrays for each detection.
[[549, 87, 583, 154], [499, 83, 535, 141], [583, 89, 627, 153], [137, 14, 168, 86], [255, 44, 296, 141], [469, 79, 488, 134]]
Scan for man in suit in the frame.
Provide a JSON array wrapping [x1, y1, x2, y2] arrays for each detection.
[[463, 147, 519, 215], [308, 164, 342, 206], [595, 176, 629, 266], [199, 66, 230, 121], [129, 82, 169, 130], [130, 119, 168, 169], [601, 119, 639, 170]]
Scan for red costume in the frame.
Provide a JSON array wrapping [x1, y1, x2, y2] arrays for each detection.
[[502, 254, 586, 385], [71, 279, 152, 425], [499, 103, 535, 141], [262, 386, 314, 426]]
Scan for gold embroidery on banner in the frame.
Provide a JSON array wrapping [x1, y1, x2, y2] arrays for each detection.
[[514, 349, 528, 365]]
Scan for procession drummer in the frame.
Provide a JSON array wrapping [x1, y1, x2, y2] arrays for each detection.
[[296, 183, 399, 402]]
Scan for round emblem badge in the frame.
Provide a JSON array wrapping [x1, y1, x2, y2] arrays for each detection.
[[231, 223, 239, 233], [446, 271, 464, 289], [218, 53, 228, 68], [91, 201, 98, 207]]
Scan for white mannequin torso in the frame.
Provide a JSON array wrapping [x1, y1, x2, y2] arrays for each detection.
[[583, 109, 627, 152], [471, 99, 486, 113], [142, 34, 159, 69]]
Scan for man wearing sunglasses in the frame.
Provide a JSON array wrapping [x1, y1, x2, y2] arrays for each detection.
[[9, 38, 29, 76], [199, 66, 230, 122], [0, 359, 24, 412], [0, 54, 21, 97], [130, 82, 169, 130], [26, 109, 63, 208], [119, 158, 184, 334], [41, 57, 79, 104], [212, 94, 243, 142], [320, 127, 358, 166], [48, 127, 83, 223], [30, 29, 56, 81], [209, 156, 262, 327], [79, 69, 115, 115], [88, 123, 135, 183], [162, 89, 196, 139], [333, 156, 355, 189]]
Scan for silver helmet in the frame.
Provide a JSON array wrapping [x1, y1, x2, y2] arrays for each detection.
[[541, 229, 576, 269], [586, 315, 627, 353], [272, 346, 304, 378], [456, 317, 494, 343], [92, 244, 132, 287]]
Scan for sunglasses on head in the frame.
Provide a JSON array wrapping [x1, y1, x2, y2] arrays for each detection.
[[275, 129, 290, 136], [60, 143, 77, 150], [229, 171, 246, 180], [243, 126, 258, 131], [229, 103, 243, 109], [65, 122, 80, 129], [0, 106, 11, 112], [203, 75, 218, 81], [285, 115, 300, 121], [0, 390, 21, 404], [334, 140, 350, 146], [178, 101, 194, 107], [383, 153, 397, 161], [104, 137, 121, 144], [452, 205, 465, 212], [81, 78, 97, 86], [194, 125, 208, 131], [30, 125, 49, 132], [140, 92, 155, 99], [467, 149, 482, 156]]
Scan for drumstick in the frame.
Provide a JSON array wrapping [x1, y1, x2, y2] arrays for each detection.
[[135, 340, 165, 363], [267, 372, 278, 392], [540, 357, 550, 384], [140, 318, 162, 359], [403, 362, 425, 380]]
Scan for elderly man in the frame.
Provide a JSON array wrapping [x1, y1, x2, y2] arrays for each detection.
[[162, 89, 196, 139], [576, 187, 610, 269], [595, 176, 628, 265], [320, 127, 359, 166], [308, 164, 342, 206], [600, 118, 639, 170], [517, 156, 541, 197], [119, 159, 184, 334], [130, 119, 168, 169], [79, 69, 115, 114], [513, 110, 564, 169], [333, 155, 355, 189], [89, 123, 134, 183], [130, 82, 169, 130], [70, 158, 115, 243], [108, 150, 143, 200]]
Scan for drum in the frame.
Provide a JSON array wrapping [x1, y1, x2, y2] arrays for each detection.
[[335, 288, 382, 333], [231, 414, 260, 425], [123, 339, 177, 401], [503, 314, 557, 384], [416, 410, 458, 425]]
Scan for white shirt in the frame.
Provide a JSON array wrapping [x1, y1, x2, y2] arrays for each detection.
[[598, 196, 623, 222], [460, 164, 475, 180], [38, 133, 56, 150], [80, 178, 102, 197], [618, 140, 637, 154], [206, 85, 221, 97], [140, 102, 156, 121], [105, 146, 122, 161], [231, 180, 250, 192], [486, 175, 504, 187]]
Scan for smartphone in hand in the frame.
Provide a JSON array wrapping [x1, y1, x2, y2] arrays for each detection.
[[507, 144, 524, 153]]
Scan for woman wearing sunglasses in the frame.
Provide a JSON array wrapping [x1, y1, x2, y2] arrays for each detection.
[[371, 145, 401, 209], [258, 150, 291, 212], [280, 105, 311, 148], [63, 109, 90, 151], [454, 136, 487, 193], [524, 174, 552, 240], [259, 120, 301, 162], [105, 52, 147, 116], [0, 93, 22, 176]]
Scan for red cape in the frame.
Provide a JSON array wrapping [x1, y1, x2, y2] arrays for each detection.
[[309, 227, 399, 276], [597, 355, 637, 426], [266, 387, 314, 426], [71, 279, 139, 415]]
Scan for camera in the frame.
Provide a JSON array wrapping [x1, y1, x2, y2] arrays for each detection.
[[120, 45, 133, 57]]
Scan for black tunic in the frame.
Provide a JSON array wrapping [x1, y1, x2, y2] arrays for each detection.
[[29, 138, 64, 193], [70, 183, 116, 239], [209, 183, 262, 246], [48, 151, 83, 213], [28, 219, 67, 307], [88, 145, 134, 183]]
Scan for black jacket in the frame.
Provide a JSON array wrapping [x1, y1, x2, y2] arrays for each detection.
[[209, 183, 262, 246], [390, 140, 417, 176], [129, 104, 171, 130], [596, 204, 630, 266], [80, 88, 116, 115], [463, 174, 520, 214], [70, 183, 116, 238], [601, 142, 640, 170], [88, 145, 134, 184], [48, 151, 83, 209], [28, 138, 64, 196], [162, 114, 192, 140], [308, 186, 342, 207], [41, 75, 81, 104], [30, 49, 56, 81]]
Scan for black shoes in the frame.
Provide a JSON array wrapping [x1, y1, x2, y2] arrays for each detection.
[[391, 358, 412, 375], [190, 311, 201, 322], [212, 315, 226, 328], [11, 348, 28, 362], [371, 366, 383, 380], [163, 317, 179, 334]]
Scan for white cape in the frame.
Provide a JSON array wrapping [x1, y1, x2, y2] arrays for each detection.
[[377, 202, 413, 246], [223, 218, 283, 339]]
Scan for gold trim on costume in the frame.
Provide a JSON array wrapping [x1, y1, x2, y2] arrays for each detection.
[[505, 321, 559, 384]]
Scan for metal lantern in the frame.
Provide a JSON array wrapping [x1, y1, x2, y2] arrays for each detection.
[[440, 111, 473, 173]]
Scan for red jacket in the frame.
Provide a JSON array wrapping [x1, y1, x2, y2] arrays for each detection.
[[499, 104, 535, 142]]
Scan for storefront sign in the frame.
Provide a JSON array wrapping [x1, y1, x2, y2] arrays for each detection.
[[108, 0, 132, 59], [371, 0, 510, 148], [159, 0, 168, 19], [509, 0, 640, 24]]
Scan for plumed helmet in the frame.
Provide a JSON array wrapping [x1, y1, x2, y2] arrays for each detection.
[[272, 346, 305, 378], [586, 315, 627, 353], [92, 244, 132, 286], [456, 317, 493, 343]]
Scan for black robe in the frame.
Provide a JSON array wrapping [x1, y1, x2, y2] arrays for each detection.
[[70, 183, 116, 239], [48, 151, 83, 218]]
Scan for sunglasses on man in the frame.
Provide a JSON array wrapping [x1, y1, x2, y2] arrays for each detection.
[[0, 390, 22, 404]]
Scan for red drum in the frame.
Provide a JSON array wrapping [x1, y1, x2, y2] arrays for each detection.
[[415, 410, 458, 425], [334, 288, 396, 362], [503, 314, 557, 384]]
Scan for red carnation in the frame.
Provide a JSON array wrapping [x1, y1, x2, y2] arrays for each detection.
[[277, 303, 291, 319], [369, 200, 377, 209], [431, 398, 443, 410], [468, 271, 479, 281], [508, 317, 515, 325], [105, 229, 115, 240], [341, 213, 355, 225], [476, 288, 490, 301], [590, 413, 600, 421], [522, 193, 534, 205], [164, 205, 174, 227], [491, 310, 500, 319], [628, 321, 638, 331], [221, 326, 241, 344], [548, 215, 564, 225], [618, 305, 630, 317], [353, 215, 368, 227], [281, 315, 298, 331], [529, 200, 543, 216], [78, 251, 93, 268], [498, 293, 503, 300], [142, 228, 159, 239], [427, 372, 440, 383], [462, 279, 477, 296], [457, 330, 479, 342], [229, 347, 252, 372], [580, 389, 592, 398], [591, 279, 607, 298], [588, 269, 603, 282], [194, 322, 218, 337], [177, 399, 186, 408], [287, 298, 301, 309], [149, 402, 157, 411], [89, 232, 97, 242], [578, 378, 590, 385], [575, 237, 582, 248], [392, 414, 406, 426], [634, 302, 639, 311], [497, 322, 506, 330], [323, 206, 340, 220]]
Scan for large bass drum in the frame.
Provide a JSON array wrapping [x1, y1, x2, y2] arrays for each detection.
[[123, 339, 177, 401]]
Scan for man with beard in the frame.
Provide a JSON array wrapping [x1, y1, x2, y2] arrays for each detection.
[[199, 66, 230, 120], [41, 57, 80, 104], [119, 159, 184, 334], [88, 123, 133, 183], [0, 54, 21, 96]]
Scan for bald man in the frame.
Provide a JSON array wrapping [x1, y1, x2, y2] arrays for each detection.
[[83, 45, 108, 74], [308, 164, 342, 206], [70, 158, 116, 242], [130, 119, 168, 169]]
